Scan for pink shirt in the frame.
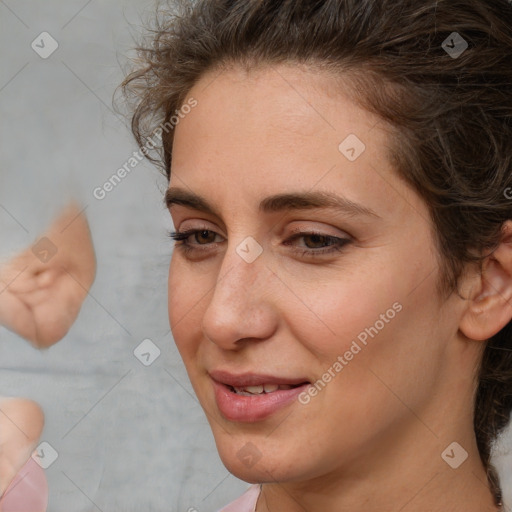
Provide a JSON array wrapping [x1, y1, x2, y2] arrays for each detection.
[[0, 456, 48, 512], [218, 484, 261, 512]]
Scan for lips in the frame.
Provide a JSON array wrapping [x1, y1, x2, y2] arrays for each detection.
[[209, 370, 310, 422], [231, 383, 298, 395]]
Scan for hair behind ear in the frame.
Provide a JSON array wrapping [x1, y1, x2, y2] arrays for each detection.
[[474, 320, 512, 505]]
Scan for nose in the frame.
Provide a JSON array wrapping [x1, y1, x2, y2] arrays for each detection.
[[201, 240, 279, 350]]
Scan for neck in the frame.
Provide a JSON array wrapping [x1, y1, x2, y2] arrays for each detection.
[[257, 454, 498, 512]]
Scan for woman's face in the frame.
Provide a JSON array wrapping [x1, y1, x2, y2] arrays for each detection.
[[167, 64, 474, 484]]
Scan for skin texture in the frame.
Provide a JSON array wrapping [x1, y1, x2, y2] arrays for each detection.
[[0, 203, 96, 501], [167, 64, 512, 511]]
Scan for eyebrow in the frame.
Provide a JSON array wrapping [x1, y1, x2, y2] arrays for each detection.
[[164, 187, 381, 219]]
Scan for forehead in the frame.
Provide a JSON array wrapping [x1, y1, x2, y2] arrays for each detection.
[[175, 63, 380, 146], [169, 63, 422, 223]]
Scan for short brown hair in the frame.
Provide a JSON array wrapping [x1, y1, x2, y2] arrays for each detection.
[[119, 0, 512, 504]]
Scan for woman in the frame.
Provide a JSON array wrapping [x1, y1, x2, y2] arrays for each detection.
[[121, 0, 512, 510]]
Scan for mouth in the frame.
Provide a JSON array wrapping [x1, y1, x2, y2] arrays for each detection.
[[209, 370, 311, 422], [227, 382, 304, 396]]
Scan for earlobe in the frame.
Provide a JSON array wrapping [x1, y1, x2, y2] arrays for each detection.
[[459, 221, 512, 341]]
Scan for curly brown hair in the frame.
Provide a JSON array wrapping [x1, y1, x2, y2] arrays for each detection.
[[119, 0, 512, 505]]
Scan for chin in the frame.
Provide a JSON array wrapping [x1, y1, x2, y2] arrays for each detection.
[[221, 455, 293, 484], [214, 433, 307, 484]]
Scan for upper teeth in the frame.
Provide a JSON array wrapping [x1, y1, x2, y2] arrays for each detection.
[[233, 384, 294, 395]]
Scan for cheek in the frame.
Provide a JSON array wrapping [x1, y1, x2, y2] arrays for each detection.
[[296, 257, 443, 395], [318, 270, 445, 417], [288, 265, 402, 361], [167, 257, 203, 358]]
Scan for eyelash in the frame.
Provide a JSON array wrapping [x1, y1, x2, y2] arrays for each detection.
[[167, 228, 350, 258]]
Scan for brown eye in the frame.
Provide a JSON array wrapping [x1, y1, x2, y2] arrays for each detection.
[[168, 228, 224, 250], [302, 234, 331, 249], [168, 228, 349, 259], [194, 230, 217, 244], [283, 231, 351, 258]]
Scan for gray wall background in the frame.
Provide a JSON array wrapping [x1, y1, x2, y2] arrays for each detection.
[[1, 1, 511, 511], [0, 1, 248, 511]]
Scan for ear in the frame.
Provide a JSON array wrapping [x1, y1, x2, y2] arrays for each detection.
[[459, 220, 512, 341], [0, 202, 96, 348]]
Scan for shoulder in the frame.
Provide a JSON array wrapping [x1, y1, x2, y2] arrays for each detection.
[[217, 484, 261, 512]]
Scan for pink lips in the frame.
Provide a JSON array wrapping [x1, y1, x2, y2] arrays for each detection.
[[209, 370, 310, 422]]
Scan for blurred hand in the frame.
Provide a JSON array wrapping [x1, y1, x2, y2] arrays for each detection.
[[0, 202, 96, 348]]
